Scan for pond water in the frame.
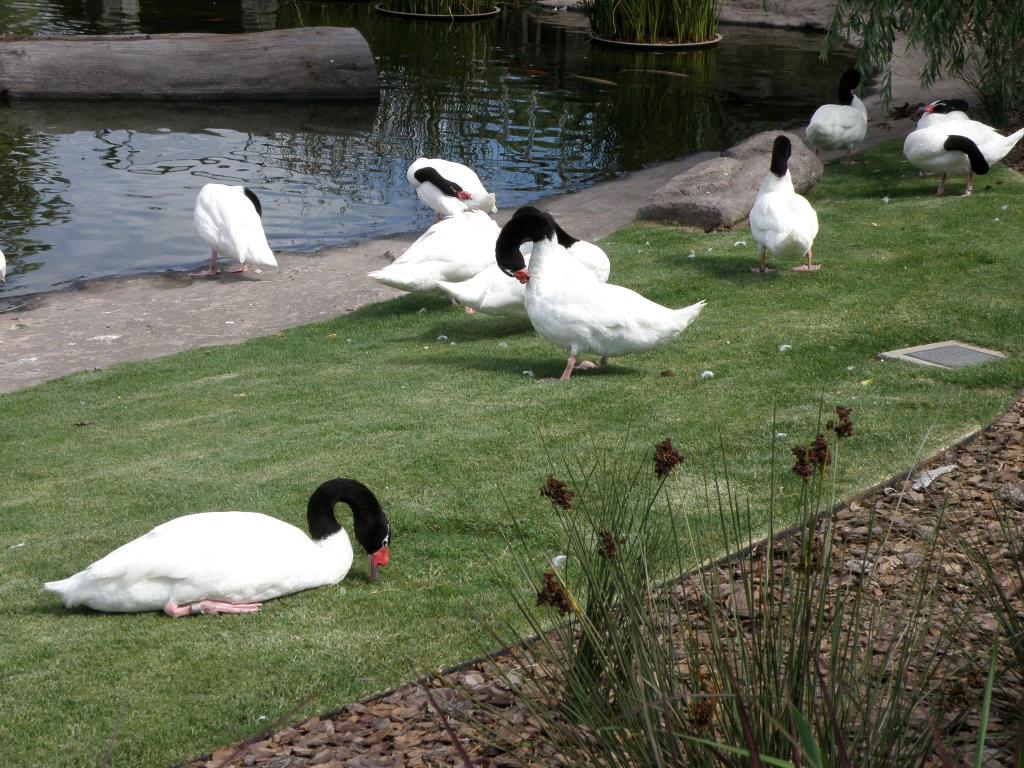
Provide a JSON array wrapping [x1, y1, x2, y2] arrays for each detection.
[[0, 1, 855, 297]]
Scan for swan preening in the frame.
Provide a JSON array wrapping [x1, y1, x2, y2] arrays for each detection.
[[916, 98, 971, 129], [407, 158, 497, 219], [495, 207, 704, 381], [903, 112, 1024, 196], [368, 209, 500, 294], [805, 69, 868, 163], [44, 479, 390, 617], [749, 136, 821, 272], [192, 183, 277, 277], [437, 206, 611, 317]]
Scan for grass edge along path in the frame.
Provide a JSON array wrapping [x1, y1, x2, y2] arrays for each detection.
[[1, 141, 1023, 767]]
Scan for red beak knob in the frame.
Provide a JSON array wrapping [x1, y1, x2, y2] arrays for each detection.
[[515, 268, 530, 284]]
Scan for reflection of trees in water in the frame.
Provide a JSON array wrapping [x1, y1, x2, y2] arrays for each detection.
[[0, 128, 71, 278]]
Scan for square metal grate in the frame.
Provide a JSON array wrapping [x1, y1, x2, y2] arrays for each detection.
[[879, 341, 1007, 370]]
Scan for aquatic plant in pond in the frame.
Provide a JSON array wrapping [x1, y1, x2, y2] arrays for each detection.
[[381, 0, 497, 16], [582, 0, 723, 45]]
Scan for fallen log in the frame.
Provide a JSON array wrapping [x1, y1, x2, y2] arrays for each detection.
[[0, 27, 378, 101]]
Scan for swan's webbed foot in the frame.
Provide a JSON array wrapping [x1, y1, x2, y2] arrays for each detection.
[[163, 599, 262, 618]]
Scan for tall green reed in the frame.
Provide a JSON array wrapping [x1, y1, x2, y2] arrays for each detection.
[[582, 0, 723, 44]]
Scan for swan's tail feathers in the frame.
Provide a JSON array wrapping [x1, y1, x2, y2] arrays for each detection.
[[43, 577, 73, 604], [436, 279, 475, 306], [244, 245, 277, 269], [673, 300, 706, 331], [368, 263, 440, 293], [1006, 126, 1024, 152], [477, 193, 498, 214]]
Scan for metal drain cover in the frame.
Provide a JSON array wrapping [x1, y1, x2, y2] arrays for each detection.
[[879, 341, 1007, 369]]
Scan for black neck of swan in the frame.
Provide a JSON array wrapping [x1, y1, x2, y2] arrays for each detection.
[[837, 68, 860, 106], [769, 135, 792, 178], [413, 166, 464, 198], [307, 478, 389, 554], [514, 205, 579, 248], [243, 187, 263, 218], [944, 135, 989, 175], [496, 208, 557, 276]]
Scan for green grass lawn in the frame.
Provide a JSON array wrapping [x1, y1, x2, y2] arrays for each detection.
[[2, 141, 1023, 767]]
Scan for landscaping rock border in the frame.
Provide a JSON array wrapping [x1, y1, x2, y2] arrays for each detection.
[[638, 129, 824, 231]]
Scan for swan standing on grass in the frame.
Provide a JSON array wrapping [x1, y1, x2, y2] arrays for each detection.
[[437, 206, 611, 317], [407, 158, 497, 220], [368, 209, 499, 296], [494, 207, 705, 382], [903, 116, 1024, 196], [805, 69, 867, 164], [749, 135, 820, 273], [43, 478, 390, 617], [191, 183, 277, 277]]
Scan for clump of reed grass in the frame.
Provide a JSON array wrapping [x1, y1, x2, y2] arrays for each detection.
[[582, 0, 723, 45], [389, 0, 495, 16], [471, 412, 974, 766]]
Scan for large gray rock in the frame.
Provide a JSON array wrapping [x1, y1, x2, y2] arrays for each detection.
[[638, 131, 823, 231]]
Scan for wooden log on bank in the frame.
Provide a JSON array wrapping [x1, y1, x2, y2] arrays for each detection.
[[0, 27, 378, 101]]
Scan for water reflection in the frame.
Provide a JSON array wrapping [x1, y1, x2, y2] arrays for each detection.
[[0, 2, 855, 295]]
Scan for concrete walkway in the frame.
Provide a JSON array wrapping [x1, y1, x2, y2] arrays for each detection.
[[0, 10, 969, 395]]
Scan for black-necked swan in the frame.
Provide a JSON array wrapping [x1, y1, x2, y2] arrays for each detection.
[[916, 98, 971, 130], [805, 69, 868, 164], [437, 205, 611, 317], [494, 208, 705, 382], [407, 158, 497, 219], [43, 478, 390, 617], [191, 183, 277, 277], [368, 209, 499, 294], [749, 136, 821, 273], [903, 116, 1023, 196]]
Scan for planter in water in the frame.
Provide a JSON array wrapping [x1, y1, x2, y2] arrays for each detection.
[[374, 1, 500, 21], [582, 0, 723, 47]]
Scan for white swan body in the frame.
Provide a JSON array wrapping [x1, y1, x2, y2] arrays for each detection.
[[749, 136, 819, 271], [368, 209, 500, 293], [494, 209, 704, 380], [44, 512, 352, 613], [437, 211, 611, 317], [407, 158, 497, 217], [193, 183, 276, 270], [903, 121, 1024, 175], [44, 479, 390, 616], [0, 248, 5, 284], [805, 69, 867, 156]]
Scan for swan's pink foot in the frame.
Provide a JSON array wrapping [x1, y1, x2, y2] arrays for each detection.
[[792, 249, 821, 272], [223, 264, 249, 274], [575, 360, 598, 371], [463, 305, 476, 315], [191, 250, 220, 277], [163, 599, 262, 618]]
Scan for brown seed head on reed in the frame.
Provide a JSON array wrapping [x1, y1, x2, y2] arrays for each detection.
[[791, 445, 815, 481], [536, 569, 574, 616], [597, 530, 626, 560], [688, 699, 716, 734], [540, 475, 573, 511], [809, 433, 832, 473], [653, 438, 684, 479], [826, 405, 854, 440]]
